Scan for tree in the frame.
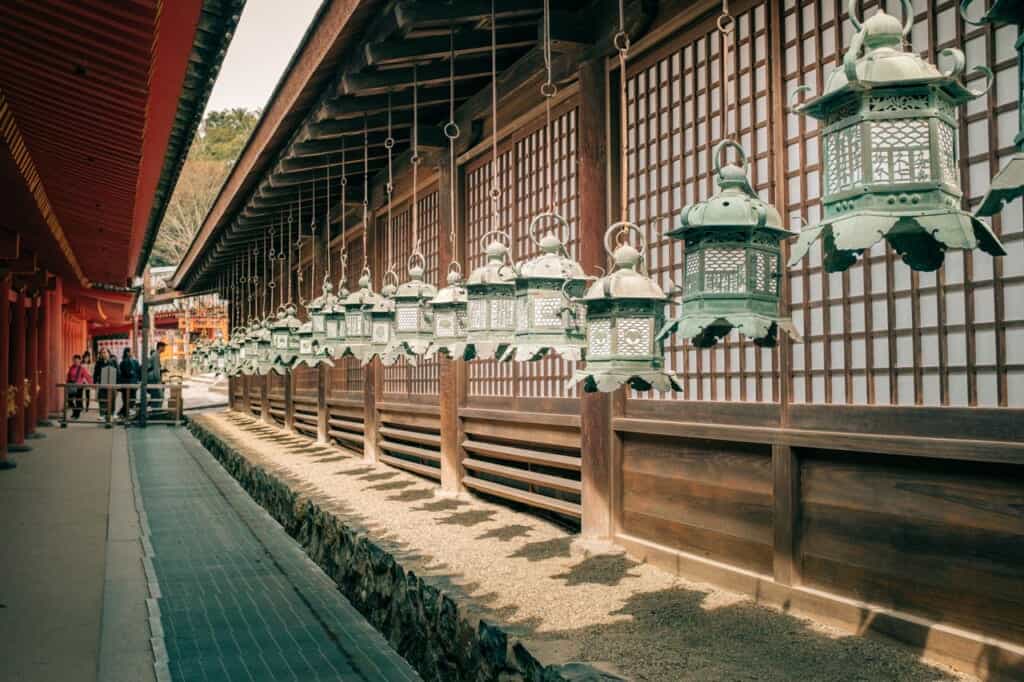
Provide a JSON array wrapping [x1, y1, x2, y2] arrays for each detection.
[[149, 108, 260, 267]]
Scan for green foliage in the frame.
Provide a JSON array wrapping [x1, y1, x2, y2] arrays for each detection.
[[150, 108, 260, 267]]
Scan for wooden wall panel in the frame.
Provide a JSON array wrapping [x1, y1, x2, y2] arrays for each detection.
[[620, 433, 774, 574], [799, 449, 1024, 642]]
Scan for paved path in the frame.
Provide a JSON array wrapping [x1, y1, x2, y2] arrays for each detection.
[[130, 426, 419, 681]]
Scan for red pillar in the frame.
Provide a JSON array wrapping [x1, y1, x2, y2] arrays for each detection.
[[10, 287, 27, 451], [25, 293, 38, 438], [0, 275, 12, 469]]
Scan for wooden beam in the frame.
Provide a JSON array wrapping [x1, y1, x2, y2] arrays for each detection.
[[393, 0, 542, 33], [338, 57, 505, 97], [364, 25, 536, 67], [316, 85, 476, 122]]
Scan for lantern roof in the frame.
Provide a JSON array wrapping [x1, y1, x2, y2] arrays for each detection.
[[270, 304, 302, 331], [581, 244, 670, 302], [431, 269, 468, 305], [343, 273, 385, 307], [796, 1, 991, 119], [668, 140, 790, 239], [516, 232, 586, 280], [307, 277, 337, 312], [467, 237, 516, 285], [395, 261, 437, 299]]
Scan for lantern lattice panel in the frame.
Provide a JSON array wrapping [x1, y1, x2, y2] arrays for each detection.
[[465, 108, 580, 399], [626, 0, 779, 401], [782, 0, 1023, 407], [381, 189, 441, 399]]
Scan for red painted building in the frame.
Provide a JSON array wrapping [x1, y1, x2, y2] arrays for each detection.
[[0, 0, 241, 462]]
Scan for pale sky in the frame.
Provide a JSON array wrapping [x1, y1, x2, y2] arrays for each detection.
[[203, 0, 323, 114]]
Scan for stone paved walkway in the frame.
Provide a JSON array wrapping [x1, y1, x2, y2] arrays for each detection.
[[130, 427, 419, 682]]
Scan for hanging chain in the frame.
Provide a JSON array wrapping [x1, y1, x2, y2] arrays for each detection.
[[542, 0, 556, 214], [340, 138, 348, 282], [488, 0, 503, 241], [411, 64, 421, 260], [326, 159, 332, 282], [311, 175, 317, 301], [288, 202, 294, 304], [444, 28, 461, 271], [362, 114, 369, 274], [616, 0, 630, 234], [385, 90, 395, 275], [296, 188, 305, 303], [719, 0, 735, 142]]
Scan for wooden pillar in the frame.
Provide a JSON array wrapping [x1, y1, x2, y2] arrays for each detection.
[[38, 287, 51, 423], [578, 57, 614, 540], [241, 374, 251, 414], [316, 364, 328, 443], [10, 288, 27, 449], [46, 279, 61, 416], [261, 374, 270, 424], [437, 151, 465, 493], [25, 294, 38, 438], [139, 301, 149, 427], [772, 444, 801, 585], [0, 275, 12, 469], [284, 369, 295, 432]]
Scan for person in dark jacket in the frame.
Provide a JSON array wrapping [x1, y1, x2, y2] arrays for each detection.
[[81, 350, 93, 413], [147, 342, 166, 409], [118, 348, 141, 418]]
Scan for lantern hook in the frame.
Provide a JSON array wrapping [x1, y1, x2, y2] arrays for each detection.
[[789, 84, 814, 112], [479, 229, 513, 257], [847, 0, 912, 37], [407, 250, 427, 276], [528, 211, 570, 250], [603, 221, 646, 258], [712, 139, 748, 175], [447, 260, 464, 278], [957, 0, 987, 26], [938, 48, 993, 98], [382, 269, 400, 291]]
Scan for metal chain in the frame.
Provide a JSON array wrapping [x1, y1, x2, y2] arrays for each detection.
[[341, 137, 348, 282], [362, 114, 369, 273], [411, 64, 421, 260], [616, 0, 630, 231], [489, 0, 502, 241], [444, 28, 461, 270], [326, 159, 331, 281], [720, 0, 735, 142], [386, 90, 395, 275], [542, 0, 557, 214]]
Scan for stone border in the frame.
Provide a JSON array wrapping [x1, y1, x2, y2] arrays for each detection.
[[188, 419, 615, 682]]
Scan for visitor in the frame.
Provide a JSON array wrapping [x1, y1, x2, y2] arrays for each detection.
[[118, 348, 141, 418], [81, 350, 93, 413], [93, 349, 118, 418], [147, 341, 166, 410], [65, 355, 92, 420]]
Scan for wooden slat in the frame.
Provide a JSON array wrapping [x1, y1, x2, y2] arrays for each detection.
[[329, 429, 365, 445], [379, 454, 441, 480], [328, 416, 363, 432], [378, 426, 441, 448], [380, 439, 441, 462], [462, 457, 581, 494], [461, 438, 581, 471], [463, 475, 581, 518], [462, 417, 580, 450]]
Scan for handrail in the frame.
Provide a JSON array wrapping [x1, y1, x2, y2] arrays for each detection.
[[56, 382, 183, 428]]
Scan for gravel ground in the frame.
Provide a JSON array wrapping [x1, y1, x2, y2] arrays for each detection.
[[199, 412, 970, 682]]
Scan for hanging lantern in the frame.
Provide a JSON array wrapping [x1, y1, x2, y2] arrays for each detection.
[[659, 140, 800, 348], [569, 224, 680, 393], [295, 278, 336, 368], [369, 272, 398, 366], [961, 0, 1024, 218], [426, 263, 470, 360], [255, 316, 275, 375], [386, 253, 437, 363], [269, 304, 301, 374], [323, 276, 349, 359], [787, 0, 1005, 272], [239, 319, 261, 375], [502, 214, 588, 362], [225, 328, 243, 376], [342, 270, 382, 363], [464, 233, 516, 360]]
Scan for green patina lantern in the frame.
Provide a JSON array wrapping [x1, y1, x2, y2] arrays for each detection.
[[323, 277, 349, 359], [502, 213, 588, 362], [254, 316, 275, 375], [425, 263, 470, 360], [342, 270, 382, 363], [386, 253, 437, 363], [295, 277, 336, 369], [465, 233, 517, 360], [239, 319, 261, 375], [569, 223, 681, 393], [368, 272, 398, 366], [962, 0, 1024, 217], [226, 328, 244, 376], [210, 336, 227, 375], [269, 304, 301, 374], [659, 140, 800, 348], [788, 0, 1006, 272]]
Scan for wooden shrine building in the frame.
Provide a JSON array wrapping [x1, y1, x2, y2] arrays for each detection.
[[172, 1, 1024, 677], [0, 1, 240, 453]]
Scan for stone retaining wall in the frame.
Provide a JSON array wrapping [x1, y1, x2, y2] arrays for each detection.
[[189, 420, 614, 682]]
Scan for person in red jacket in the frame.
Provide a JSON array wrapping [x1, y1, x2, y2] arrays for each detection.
[[66, 354, 92, 419]]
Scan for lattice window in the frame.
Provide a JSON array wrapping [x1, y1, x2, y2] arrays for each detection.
[[588, 319, 612, 357], [705, 248, 747, 293], [466, 108, 580, 401], [783, 0, 1022, 407], [618, 317, 652, 357], [824, 123, 862, 193], [626, 1, 778, 402], [870, 119, 931, 183]]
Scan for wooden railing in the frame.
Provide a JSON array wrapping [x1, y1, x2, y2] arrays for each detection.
[[56, 382, 183, 427]]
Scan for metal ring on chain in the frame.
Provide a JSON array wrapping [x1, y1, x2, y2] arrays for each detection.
[[384, 137, 395, 149], [489, 187, 501, 200], [612, 31, 630, 53], [717, 13, 734, 33], [443, 121, 460, 139], [479, 229, 513, 255], [603, 221, 646, 257], [528, 211, 569, 249], [410, 153, 421, 166], [540, 81, 557, 98]]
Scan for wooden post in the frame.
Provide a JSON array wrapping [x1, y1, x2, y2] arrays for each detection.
[[46, 278, 62, 418], [25, 294, 38, 439], [578, 57, 614, 540], [139, 300, 149, 427], [284, 369, 295, 432], [316, 364, 328, 444], [261, 374, 271, 424], [10, 288, 27, 451], [362, 206, 381, 464], [241, 373, 251, 414], [0, 275, 11, 468], [772, 444, 801, 585], [436, 151, 464, 493]]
